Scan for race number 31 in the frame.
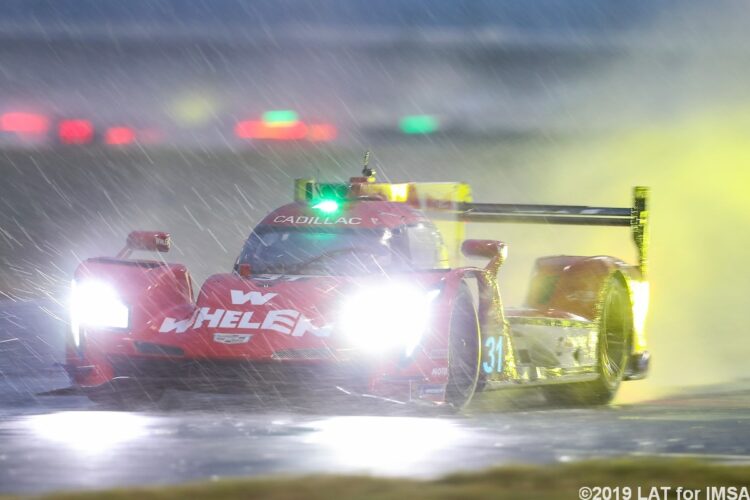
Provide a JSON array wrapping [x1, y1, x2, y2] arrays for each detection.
[[482, 336, 503, 374]]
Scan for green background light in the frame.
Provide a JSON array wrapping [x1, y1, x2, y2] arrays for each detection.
[[263, 110, 299, 124], [399, 114, 439, 134]]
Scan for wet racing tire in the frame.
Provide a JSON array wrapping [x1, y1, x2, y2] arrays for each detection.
[[543, 276, 632, 407], [445, 285, 481, 409]]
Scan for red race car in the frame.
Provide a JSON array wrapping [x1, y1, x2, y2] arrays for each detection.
[[66, 167, 651, 408]]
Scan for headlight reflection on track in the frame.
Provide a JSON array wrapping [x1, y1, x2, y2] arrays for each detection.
[[303, 416, 464, 474], [25, 412, 151, 454]]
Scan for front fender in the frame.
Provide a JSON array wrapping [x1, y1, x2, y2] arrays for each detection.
[[440, 267, 516, 382], [67, 258, 195, 387]]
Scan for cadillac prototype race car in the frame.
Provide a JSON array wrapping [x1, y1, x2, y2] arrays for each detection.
[[66, 167, 651, 408]]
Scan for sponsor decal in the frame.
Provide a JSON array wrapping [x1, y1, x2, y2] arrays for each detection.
[[155, 234, 171, 248], [158, 289, 330, 338], [213, 333, 253, 345], [431, 366, 449, 378], [273, 215, 362, 225], [230, 290, 276, 305]]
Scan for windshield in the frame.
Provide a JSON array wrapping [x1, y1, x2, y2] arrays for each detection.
[[235, 226, 408, 276]]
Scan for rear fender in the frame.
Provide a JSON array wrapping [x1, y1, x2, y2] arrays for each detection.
[[527, 256, 638, 320], [526, 255, 648, 354]]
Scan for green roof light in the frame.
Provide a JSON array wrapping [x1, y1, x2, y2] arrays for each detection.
[[399, 114, 439, 135], [312, 199, 340, 214]]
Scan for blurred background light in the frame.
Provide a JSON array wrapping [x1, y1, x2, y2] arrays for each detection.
[[0, 111, 49, 135], [235, 119, 308, 141], [58, 119, 94, 145], [307, 123, 337, 142], [399, 115, 439, 135], [105, 126, 136, 146], [262, 110, 299, 126], [169, 92, 217, 127]]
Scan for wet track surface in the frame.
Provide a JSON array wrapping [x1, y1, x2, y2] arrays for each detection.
[[2, 300, 750, 495]]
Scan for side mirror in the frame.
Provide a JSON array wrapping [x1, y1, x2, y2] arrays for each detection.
[[118, 231, 171, 258], [461, 239, 508, 266]]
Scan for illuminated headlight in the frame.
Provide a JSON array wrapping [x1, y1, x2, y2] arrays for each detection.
[[70, 280, 130, 341], [339, 283, 439, 356]]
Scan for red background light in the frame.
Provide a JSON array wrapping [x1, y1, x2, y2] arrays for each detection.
[[0, 112, 49, 135], [235, 120, 308, 141], [58, 119, 94, 145], [307, 123, 337, 142], [105, 126, 136, 145]]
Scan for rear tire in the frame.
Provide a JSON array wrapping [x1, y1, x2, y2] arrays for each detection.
[[543, 277, 632, 407], [445, 286, 481, 409]]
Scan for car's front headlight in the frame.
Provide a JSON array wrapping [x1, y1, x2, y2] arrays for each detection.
[[70, 280, 130, 342], [338, 283, 439, 356]]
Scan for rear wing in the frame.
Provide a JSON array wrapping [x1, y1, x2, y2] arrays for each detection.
[[294, 177, 649, 277], [458, 187, 650, 276]]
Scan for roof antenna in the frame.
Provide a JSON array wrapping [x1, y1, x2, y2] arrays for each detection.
[[362, 150, 375, 179]]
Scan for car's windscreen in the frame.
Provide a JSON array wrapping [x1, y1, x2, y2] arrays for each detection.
[[235, 226, 408, 276]]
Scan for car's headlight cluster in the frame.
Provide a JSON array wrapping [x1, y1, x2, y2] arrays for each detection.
[[338, 283, 439, 356], [70, 280, 130, 343]]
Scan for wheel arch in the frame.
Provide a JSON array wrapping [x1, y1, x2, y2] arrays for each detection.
[[440, 267, 499, 341]]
